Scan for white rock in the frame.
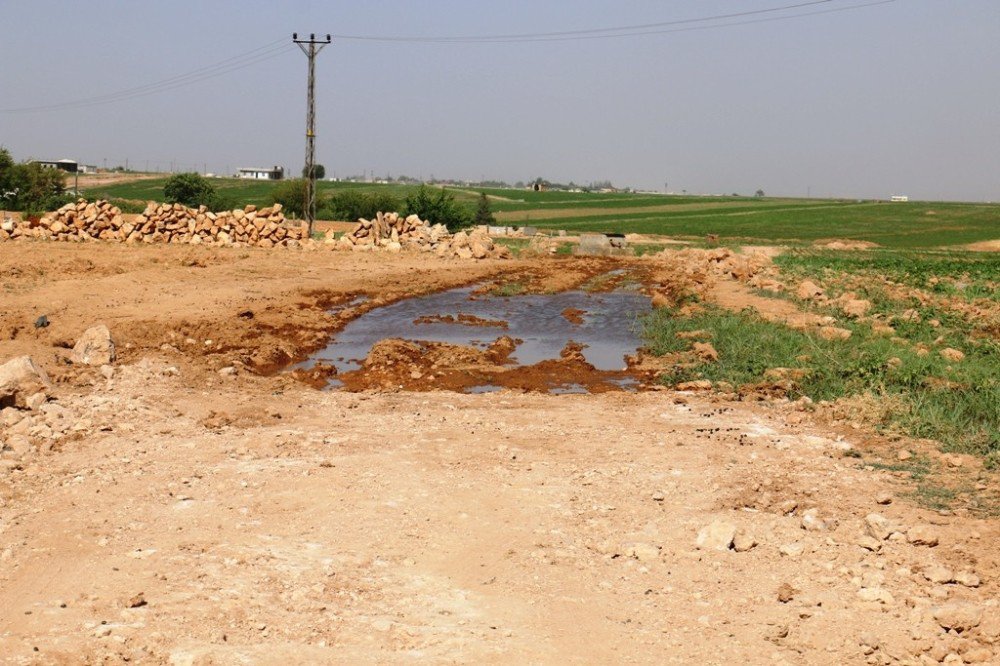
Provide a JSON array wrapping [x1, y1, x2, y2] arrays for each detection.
[[72, 324, 116, 365], [0, 356, 51, 409], [695, 520, 736, 551]]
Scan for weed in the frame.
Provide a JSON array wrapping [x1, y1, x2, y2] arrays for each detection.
[[490, 282, 526, 297]]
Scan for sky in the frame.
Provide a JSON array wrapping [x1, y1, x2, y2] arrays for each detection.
[[1, 0, 999, 201]]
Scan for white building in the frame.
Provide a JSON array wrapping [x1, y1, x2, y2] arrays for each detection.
[[237, 166, 284, 181], [890, 195, 909, 202]]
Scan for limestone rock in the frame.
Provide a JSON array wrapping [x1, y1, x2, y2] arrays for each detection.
[[0, 356, 52, 409], [954, 570, 981, 588], [907, 525, 940, 547], [864, 513, 891, 541], [622, 542, 660, 563], [939, 348, 965, 363], [818, 326, 852, 341], [797, 280, 824, 300], [933, 603, 982, 633], [732, 531, 757, 552], [842, 299, 872, 318], [696, 520, 736, 551], [72, 324, 116, 365], [923, 565, 954, 584]]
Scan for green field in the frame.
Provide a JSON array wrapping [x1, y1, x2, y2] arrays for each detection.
[[83, 177, 999, 249]]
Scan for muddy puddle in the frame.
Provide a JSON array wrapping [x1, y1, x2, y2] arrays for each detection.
[[298, 283, 653, 394]]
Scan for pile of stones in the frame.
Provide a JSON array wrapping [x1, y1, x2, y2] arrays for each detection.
[[333, 211, 510, 259], [2, 199, 305, 248]]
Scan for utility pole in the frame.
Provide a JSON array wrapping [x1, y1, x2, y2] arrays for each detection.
[[293, 32, 331, 237]]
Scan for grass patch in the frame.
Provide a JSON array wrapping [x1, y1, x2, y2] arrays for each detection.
[[493, 238, 529, 257], [867, 457, 932, 481], [641, 305, 999, 458], [490, 281, 526, 297]]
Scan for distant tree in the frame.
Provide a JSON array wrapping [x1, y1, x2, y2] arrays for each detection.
[[302, 164, 326, 179], [163, 172, 216, 208], [755, 189, 765, 198], [403, 185, 471, 230], [473, 193, 495, 226]]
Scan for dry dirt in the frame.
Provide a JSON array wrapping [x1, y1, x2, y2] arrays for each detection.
[[2, 242, 999, 665]]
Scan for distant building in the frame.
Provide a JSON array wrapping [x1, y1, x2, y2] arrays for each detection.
[[890, 195, 909, 202], [78, 164, 98, 174], [32, 159, 78, 173], [237, 166, 284, 181]]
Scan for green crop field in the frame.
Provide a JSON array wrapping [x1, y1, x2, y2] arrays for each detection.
[[81, 177, 999, 249]]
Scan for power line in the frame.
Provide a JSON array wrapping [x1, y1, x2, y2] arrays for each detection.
[[0, 39, 293, 114], [331, 0, 893, 43]]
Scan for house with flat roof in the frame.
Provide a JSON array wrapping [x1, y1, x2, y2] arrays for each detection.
[[237, 166, 284, 180]]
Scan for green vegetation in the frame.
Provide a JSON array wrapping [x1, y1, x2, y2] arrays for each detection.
[[326, 189, 401, 222], [0, 147, 71, 216], [489, 281, 527, 297], [775, 249, 1000, 303], [163, 172, 216, 209], [641, 303, 999, 459], [269, 178, 308, 218], [474, 193, 496, 226], [82, 177, 999, 247], [403, 185, 471, 230]]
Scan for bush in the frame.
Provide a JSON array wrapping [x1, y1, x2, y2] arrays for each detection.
[[403, 185, 471, 230], [325, 189, 401, 221], [269, 179, 311, 218], [163, 172, 216, 208], [0, 148, 69, 215]]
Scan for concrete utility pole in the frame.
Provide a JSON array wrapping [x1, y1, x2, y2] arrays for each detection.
[[293, 32, 331, 237]]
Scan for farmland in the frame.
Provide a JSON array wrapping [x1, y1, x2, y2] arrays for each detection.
[[83, 176, 1000, 249], [2, 177, 999, 664]]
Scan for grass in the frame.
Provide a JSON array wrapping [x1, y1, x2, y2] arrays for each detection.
[[641, 304, 1000, 458], [489, 281, 527, 297], [80, 178, 999, 248], [775, 249, 1000, 303]]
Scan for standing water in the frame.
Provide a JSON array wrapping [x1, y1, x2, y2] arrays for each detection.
[[305, 285, 652, 375]]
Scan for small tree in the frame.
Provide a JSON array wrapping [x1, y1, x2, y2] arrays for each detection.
[[302, 164, 326, 179], [755, 189, 765, 198], [163, 172, 216, 208], [473, 193, 495, 226]]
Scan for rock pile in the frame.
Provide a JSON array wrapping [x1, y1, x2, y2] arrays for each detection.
[[2, 199, 306, 248], [333, 212, 510, 259]]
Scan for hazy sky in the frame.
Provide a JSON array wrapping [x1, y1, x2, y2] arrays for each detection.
[[2, 1, 998, 200]]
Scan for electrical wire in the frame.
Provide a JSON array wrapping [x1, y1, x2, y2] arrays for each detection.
[[1, 0, 895, 114], [0, 39, 294, 114], [331, 0, 892, 43]]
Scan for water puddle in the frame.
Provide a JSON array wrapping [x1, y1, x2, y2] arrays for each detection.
[[300, 282, 652, 394]]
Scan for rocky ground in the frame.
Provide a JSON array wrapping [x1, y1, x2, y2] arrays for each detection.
[[1, 242, 998, 665]]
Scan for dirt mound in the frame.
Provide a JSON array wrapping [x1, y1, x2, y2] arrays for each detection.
[[963, 240, 1000, 252], [812, 239, 881, 250]]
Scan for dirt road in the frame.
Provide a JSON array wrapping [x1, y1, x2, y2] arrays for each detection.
[[1, 243, 998, 664]]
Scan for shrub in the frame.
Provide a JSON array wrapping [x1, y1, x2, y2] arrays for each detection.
[[325, 189, 401, 221], [269, 179, 312, 218], [0, 148, 68, 214], [163, 172, 216, 208], [403, 185, 471, 230]]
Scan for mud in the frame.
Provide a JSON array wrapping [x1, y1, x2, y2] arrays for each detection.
[[300, 283, 652, 393]]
